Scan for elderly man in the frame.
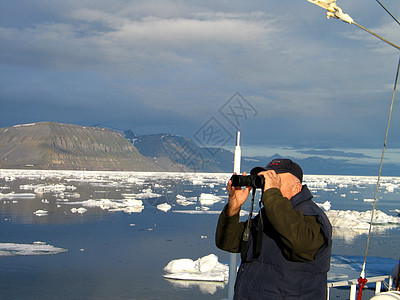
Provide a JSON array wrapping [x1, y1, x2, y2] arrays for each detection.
[[216, 158, 332, 299]]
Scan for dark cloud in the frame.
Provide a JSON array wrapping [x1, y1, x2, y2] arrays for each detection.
[[1, 0, 400, 151]]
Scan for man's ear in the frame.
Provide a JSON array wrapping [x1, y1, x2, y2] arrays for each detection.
[[293, 182, 302, 195]]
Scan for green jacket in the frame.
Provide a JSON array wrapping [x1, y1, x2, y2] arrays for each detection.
[[215, 187, 325, 262]]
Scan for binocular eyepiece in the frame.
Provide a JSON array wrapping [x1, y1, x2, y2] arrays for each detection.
[[230, 174, 265, 189]]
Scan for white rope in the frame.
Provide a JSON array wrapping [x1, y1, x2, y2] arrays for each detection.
[[360, 56, 400, 279], [308, 0, 400, 51], [353, 22, 400, 51]]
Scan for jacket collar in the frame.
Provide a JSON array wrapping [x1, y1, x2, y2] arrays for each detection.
[[290, 185, 313, 208]]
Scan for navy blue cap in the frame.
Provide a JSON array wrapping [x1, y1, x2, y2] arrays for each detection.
[[250, 158, 303, 183]]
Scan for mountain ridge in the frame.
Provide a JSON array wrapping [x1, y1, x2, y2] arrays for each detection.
[[0, 122, 162, 171], [0, 122, 398, 176]]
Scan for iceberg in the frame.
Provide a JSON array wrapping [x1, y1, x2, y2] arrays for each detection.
[[163, 254, 228, 282]]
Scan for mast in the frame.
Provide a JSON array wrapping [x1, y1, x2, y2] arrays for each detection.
[[227, 131, 241, 300]]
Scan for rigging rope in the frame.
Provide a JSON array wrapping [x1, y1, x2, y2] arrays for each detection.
[[308, 0, 400, 51], [358, 56, 400, 291], [352, 22, 400, 51], [376, 0, 400, 27], [307, 1, 400, 296]]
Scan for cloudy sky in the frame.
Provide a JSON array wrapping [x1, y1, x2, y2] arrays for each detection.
[[1, 0, 400, 160]]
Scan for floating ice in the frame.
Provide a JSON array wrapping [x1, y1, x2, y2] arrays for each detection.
[[176, 195, 196, 206], [34, 184, 68, 194], [326, 210, 400, 230], [316, 201, 331, 211], [173, 210, 221, 214], [392, 209, 400, 216], [198, 193, 223, 206], [33, 209, 48, 216], [66, 198, 145, 213], [328, 255, 398, 282], [71, 207, 87, 214], [157, 203, 171, 212], [164, 254, 228, 282], [20, 184, 77, 200], [133, 188, 161, 199], [0, 192, 35, 199], [363, 198, 375, 202], [2, 170, 400, 237], [0, 242, 67, 256]]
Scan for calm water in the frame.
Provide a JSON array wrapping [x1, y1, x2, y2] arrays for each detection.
[[0, 170, 399, 300]]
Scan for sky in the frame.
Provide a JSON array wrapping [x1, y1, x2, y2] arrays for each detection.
[[1, 0, 400, 162]]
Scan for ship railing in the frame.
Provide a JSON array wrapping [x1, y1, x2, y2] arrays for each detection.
[[327, 275, 393, 300]]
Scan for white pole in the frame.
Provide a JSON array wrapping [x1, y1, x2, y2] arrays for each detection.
[[228, 131, 241, 300], [233, 131, 241, 174]]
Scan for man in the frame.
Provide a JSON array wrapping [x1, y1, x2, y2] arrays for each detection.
[[216, 158, 332, 299]]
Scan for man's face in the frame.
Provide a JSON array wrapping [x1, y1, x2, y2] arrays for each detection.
[[278, 173, 301, 200]]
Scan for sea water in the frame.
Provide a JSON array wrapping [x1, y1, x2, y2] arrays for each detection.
[[0, 170, 399, 299]]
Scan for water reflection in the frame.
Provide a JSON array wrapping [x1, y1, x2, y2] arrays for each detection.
[[165, 278, 226, 295], [1, 170, 400, 299]]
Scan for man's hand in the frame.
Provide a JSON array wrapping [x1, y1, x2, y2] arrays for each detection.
[[258, 170, 282, 192], [226, 172, 252, 216]]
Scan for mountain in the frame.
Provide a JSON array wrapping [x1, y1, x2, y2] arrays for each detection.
[[0, 122, 162, 171], [132, 133, 223, 172], [132, 133, 274, 172], [129, 133, 399, 176], [0, 122, 397, 175]]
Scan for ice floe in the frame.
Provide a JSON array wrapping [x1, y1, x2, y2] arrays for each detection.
[[65, 199, 145, 213], [33, 209, 48, 216], [198, 193, 223, 206], [326, 209, 400, 229], [173, 210, 222, 215], [316, 201, 331, 211], [176, 195, 197, 206], [122, 188, 161, 199], [0, 192, 36, 199], [164, 254, 228, 282], [0, 242, 67, 256], [1, 170, 400, 236], [328, 255, 398, 282], [71, 207, 87, 214], [157, 203, 172, 212]]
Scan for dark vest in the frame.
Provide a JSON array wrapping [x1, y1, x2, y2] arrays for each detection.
[[234, 185, 332, 300]]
